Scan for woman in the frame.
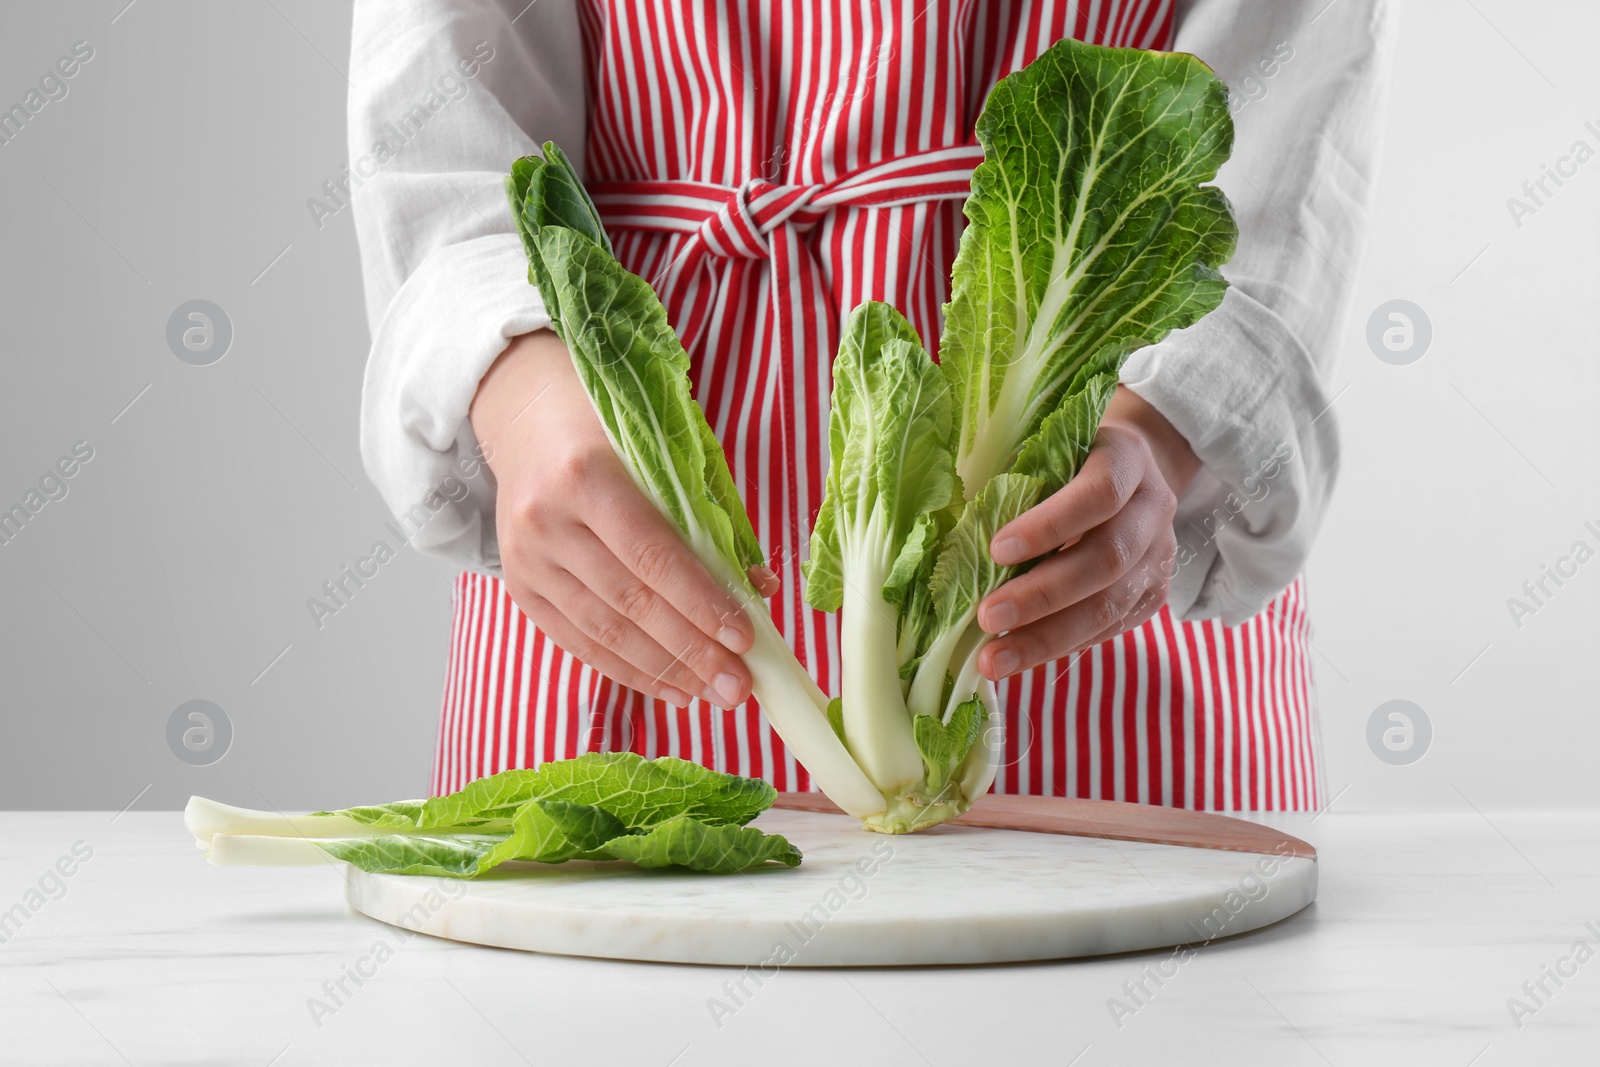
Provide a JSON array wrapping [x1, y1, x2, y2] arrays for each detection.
[[352, 0, 1391, 811]]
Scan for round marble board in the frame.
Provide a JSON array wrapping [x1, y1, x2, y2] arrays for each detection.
[[345, 805, 1317, 967]]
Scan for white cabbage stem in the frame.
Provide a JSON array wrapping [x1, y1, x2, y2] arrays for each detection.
[[205, 834, 345, 867], [184, 797, 386, 846], [738, 592, 888, 819], [839, 509, 925, 793], [956, 676, 1004, 802], [943, 628, 991, 719], [904, 614, 972, 720]]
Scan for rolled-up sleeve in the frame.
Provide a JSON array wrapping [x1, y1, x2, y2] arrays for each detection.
[[349, 0, 587, 572], [1121, 0, 1395, 624]]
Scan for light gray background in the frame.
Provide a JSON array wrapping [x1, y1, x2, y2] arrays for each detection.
[[0, 0, 1593, 812]]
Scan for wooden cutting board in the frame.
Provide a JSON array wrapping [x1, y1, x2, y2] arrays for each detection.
[[345, 798, 1317, 967], [773, 792, 1317, 858]]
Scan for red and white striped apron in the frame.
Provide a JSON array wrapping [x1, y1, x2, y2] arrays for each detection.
[[434, 0, 1325, 811]]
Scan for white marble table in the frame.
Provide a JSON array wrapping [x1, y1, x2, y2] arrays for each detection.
[[2, 810, 1596, 1065]]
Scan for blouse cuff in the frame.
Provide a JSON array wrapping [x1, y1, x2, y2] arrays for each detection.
[[1121, 281, 1340, 625], [358, 234, 547, 573]]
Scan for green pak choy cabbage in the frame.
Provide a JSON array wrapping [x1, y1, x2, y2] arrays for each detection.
[[185, 752, 802, 876], [500, 36, 1237, 833]]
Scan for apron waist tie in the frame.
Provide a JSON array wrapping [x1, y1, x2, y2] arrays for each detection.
[[584, 139, 986, 418], [587, 142, 986, 261]]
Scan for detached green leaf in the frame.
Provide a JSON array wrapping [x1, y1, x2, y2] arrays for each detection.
[[600, 816, 803, 873], [314, 800, 427, 829], [507, 753, 776, 829], [421, 752, 775, 831], [299, 765, 793, 879], [312, 833, 512, 878], [416, 771, 539, 828], [313, 799, 627, 877], [534, 800, 632, 852]]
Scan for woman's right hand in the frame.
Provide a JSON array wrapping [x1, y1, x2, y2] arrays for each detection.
[[469, 330, 778, 709]]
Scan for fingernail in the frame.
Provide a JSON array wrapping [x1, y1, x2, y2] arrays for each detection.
[[992, 649, 1020, 678], [713, 673, 745, 706], [661, 687, 692, 707], [717, 625, 750, 654], [985, 602, 1018, 632], [993, 537, 1024, 564], [753, 565, 778, 582]]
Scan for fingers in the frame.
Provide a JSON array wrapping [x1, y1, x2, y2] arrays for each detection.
[[748, 564, 781, 598], [563, 528, 753, 707], [541, 567, 745, 705], [977, 418, 1180, 682], [1081, 584, 1166, 651], [979, 544, 1167, 680], [979, 482, 1171, 635], [584, 478, 761, 655], [509, 587, 697, 707], [990, 423, 1149, 566]]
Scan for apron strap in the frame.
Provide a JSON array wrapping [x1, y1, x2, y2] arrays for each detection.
[[586, 142, 986, 358]]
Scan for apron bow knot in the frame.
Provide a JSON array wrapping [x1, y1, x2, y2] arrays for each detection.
[[695, 179, 826, 260], [585, 143, 987, 362]]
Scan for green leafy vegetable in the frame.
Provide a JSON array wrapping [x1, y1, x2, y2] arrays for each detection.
[[414, 751, 776, 829], [797, 38, 1236, 831], [802, 303, 960, 795], [185, 753, 801, 876], [942, 41, 1236, 491], [601, 816, 802, 873], [490, 37, 1237, 835]]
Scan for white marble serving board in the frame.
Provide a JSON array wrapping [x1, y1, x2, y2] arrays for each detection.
[[345, 809, 1316, 966]]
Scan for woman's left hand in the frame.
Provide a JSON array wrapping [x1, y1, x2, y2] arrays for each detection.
[[976, 386, 1201, 681]]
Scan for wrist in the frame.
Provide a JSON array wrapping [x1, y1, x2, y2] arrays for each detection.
[[1101, 384, 1200, 497], [470, 329, 568, 479]]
